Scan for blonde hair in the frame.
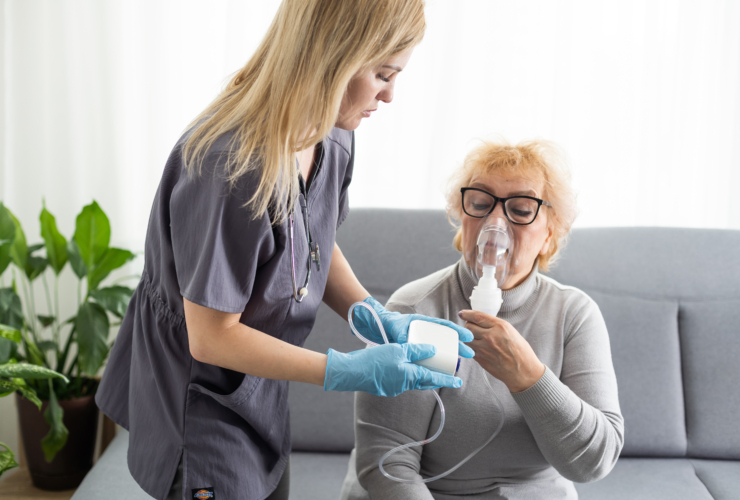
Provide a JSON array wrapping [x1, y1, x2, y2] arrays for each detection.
[[445, 139, 578, 272], [183, 0, 425, 223]]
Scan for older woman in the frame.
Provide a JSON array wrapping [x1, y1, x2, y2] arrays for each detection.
[[340, 140, 624, 499]]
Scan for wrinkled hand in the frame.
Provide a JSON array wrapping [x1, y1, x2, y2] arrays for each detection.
[[459, 310, 545, 393], [353, 297, 475, 358], [323, 343, 463, 397]]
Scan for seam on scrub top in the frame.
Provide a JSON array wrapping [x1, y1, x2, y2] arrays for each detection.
[[326, 135, 351, 156], [306, 142, 327, 210], [142, 270, 186, 327]]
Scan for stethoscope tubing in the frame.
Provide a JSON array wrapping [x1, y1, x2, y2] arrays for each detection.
[[289, 209, 311, 302], [290, 147, 323, 303]]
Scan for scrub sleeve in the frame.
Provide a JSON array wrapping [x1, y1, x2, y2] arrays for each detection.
[[96, 128, 355, 500]]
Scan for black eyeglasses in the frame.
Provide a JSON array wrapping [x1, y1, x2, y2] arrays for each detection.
[[460, 187, 551, 225]]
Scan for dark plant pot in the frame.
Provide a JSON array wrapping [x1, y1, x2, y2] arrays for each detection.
[[16, 392, 99, 490]]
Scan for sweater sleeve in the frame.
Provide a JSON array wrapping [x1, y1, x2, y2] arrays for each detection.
[[511, 297, 624, 483], [354, 303, 436, 500]]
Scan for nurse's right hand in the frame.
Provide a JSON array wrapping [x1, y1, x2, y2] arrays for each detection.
[[323, 344, 463, 397]]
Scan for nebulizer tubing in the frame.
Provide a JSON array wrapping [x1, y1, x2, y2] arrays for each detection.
[[348, 302, 506, 484]]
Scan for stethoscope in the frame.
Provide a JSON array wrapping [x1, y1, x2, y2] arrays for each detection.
[[289, 147, 323, 303]]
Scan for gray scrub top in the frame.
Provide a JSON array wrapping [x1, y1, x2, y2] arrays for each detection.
[[96, 127, 354, 500]]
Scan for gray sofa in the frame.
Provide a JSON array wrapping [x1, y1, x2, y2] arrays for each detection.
[[73, 208, 740, 499]]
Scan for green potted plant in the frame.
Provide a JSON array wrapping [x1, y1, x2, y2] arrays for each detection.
[[0, 200, 136, 490], [0, 327, 69, 479]]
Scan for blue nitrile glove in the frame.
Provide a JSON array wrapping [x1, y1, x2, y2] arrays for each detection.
[[323, 344, 463, 397], [352, 297, 475, 358]]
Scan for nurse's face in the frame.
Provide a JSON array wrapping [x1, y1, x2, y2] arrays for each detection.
[[335, 49, 414, 131]]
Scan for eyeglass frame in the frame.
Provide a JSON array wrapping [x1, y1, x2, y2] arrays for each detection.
[[460, 187, 552, 226]]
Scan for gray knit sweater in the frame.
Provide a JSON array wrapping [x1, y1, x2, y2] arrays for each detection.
[[340, 259, 624, 500]]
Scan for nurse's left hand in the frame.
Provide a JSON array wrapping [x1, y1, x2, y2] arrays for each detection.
[[352, 297, 475, 358]]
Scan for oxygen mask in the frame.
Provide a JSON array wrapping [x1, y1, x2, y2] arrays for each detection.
[[466, 216, 515, 285], [465, 216, 516, 316]]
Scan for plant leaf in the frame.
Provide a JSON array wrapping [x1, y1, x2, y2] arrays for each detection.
[[37, 315, 56, 328], [0, 441, 19, 477], [90, 286, 134, 318], [76, 302, 109, 376], [66, 239, 87, 279], [73, 201, 110, 270], [0, 204, 16, 276], [87, 249, 135, 291], [0, 379, 23, 395], [0, 339, 17, 365], [17, 385, 42, 409], [0, 362, 69, 382], [8, 212, 27, 272], [0, 288, 24, 330], [36, 340, 58, 352], [25, 255, 48, 281], [0, 325, 21, 344], [41, 384, 68, 462], [27, 243, 44, 254], [40, 207, 69, 275], [0, 290, 22, 365], [0, 379, 42, 409], [24, 341, 46, 367]]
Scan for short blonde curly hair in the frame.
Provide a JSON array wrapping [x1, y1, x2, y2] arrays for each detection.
[[445, 139, 578, 272]]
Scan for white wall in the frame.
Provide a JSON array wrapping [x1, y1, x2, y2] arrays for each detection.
[[1, 0, 739, 461]]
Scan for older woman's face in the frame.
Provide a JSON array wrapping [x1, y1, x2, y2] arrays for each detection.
[[462, 171, 553, 290]]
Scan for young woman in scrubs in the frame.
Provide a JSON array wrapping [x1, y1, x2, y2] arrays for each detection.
[[95, 1, 474, 499]]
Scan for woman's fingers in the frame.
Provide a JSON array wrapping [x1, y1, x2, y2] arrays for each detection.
[[463, 320, 507, 342], [458, 309, 499, 329]]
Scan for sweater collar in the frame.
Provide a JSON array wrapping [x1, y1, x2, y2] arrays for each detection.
[[457, 257, 540, 314]]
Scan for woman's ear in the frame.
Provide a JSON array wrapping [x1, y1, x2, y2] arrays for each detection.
[[539, 226, 553, 256]]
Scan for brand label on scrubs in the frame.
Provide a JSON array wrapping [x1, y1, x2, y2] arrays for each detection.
[[192, 487, 214, 499]]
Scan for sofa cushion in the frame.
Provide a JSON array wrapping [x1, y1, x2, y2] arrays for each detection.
[[573, 458, 712, 500], [681, 300, 740, 459], [585, 290, 686, 457], [690, 459, 740, 500], [290, 451, 350, 500]]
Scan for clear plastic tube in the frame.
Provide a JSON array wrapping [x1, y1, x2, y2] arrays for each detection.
[[347, 302, 506, 484]]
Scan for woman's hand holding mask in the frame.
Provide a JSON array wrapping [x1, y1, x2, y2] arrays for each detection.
[[459, 310, 545, 393]]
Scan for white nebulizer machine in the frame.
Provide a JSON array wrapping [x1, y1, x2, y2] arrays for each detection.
[[347, 216, 514, 483]]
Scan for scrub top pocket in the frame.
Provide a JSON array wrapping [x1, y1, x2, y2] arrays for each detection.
[[187, 375, 261, 409]]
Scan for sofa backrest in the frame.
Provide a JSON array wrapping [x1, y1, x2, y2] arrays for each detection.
[[289, 209, 740, 460]]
